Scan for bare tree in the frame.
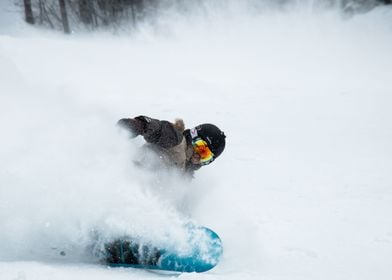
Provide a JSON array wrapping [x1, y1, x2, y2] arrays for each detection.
[[78, 0, 94, 25], [23, 0, 35, 24], [20, 0, 152, 31], [59, 0, 70, 33]]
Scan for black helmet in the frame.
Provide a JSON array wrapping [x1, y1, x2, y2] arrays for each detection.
[[190, 124, 226, 158]]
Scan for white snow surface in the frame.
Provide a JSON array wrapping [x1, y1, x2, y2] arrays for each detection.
[[1, 1, 392, 279]]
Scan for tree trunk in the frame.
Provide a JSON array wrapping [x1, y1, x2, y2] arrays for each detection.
[[130, 1, 136, 27], [79, 0, 93, 25], [59, 0, 71, 34], [23, 0, 35, 24]]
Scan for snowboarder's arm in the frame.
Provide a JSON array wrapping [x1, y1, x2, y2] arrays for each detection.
[[117, 116, 183, 149], [117, 118, 146, 136]]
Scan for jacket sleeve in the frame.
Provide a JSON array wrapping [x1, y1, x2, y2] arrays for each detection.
[[135, 116, 184, 149]]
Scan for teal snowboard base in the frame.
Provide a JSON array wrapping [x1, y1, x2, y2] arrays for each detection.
[[103, 225, 223, 273]]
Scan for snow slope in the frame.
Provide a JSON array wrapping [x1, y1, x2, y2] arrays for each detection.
[[1, 1, 392, 279]]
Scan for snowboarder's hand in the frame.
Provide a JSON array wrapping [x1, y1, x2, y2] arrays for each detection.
[[117, 118, 146, 136]]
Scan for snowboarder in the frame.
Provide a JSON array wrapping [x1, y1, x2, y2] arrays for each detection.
[[117, 115, 226, 176]]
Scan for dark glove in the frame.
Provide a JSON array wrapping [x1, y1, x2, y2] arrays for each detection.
[[117, 118, 146, 136]]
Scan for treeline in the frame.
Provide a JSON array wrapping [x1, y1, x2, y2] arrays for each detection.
[[341, 0, 391, 14], [21, 0, 392, 34], [21, 0, 158, 33]]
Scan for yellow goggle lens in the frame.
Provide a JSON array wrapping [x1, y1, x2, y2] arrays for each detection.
[[192, 138, 214, 164]]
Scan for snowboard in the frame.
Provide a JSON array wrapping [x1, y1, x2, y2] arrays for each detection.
[[103, 224, 223, 273]]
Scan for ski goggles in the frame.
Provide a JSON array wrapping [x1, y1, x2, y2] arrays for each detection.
[[192, 138, 215, 165]]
